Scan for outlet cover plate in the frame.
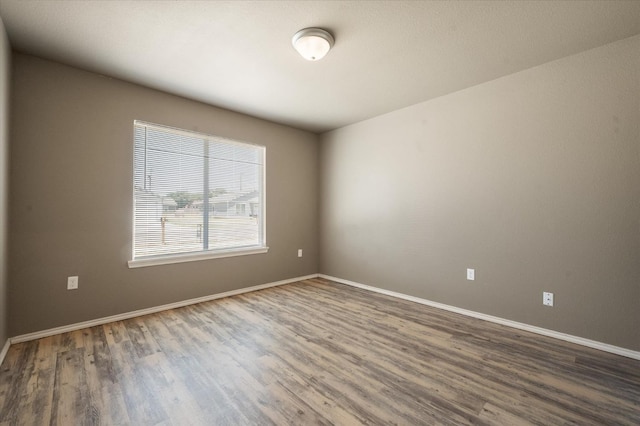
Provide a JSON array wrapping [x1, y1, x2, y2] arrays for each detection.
[[67, 276, 79, 290], [466, 268, 475, 281], [543, 291, 554, 306]]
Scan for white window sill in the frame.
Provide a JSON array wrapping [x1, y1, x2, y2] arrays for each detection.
[[128, 246, 269, 269]]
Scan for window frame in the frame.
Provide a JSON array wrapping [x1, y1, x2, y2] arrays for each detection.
[[128, 121, 268, 269]]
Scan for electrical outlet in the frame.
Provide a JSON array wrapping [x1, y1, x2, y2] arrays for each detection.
[[298, 249, 303, 258], [67, 276, 79, 290], [466, 268, 475, 281], [543, 291, 554, 306]]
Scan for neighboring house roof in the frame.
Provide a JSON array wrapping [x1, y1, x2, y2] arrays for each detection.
[[232, 190, 259, 203], [192, 190, 259, 207]]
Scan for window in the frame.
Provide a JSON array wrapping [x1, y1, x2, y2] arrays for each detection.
[[129, 121, 267, 267]]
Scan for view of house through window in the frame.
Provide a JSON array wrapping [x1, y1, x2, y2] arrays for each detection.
[[132, 121, 265, 260]]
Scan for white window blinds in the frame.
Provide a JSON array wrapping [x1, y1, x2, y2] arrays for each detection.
[[132, 121, 265, 262]]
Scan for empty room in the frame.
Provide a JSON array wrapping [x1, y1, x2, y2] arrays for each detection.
[[0, 1, 639, 424]]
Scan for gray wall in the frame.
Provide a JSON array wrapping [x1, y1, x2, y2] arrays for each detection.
[[320, 35, 640, 351], [0, 18, 9, 347], [6, 35, 639, 353], [9, 53, 318, 336]]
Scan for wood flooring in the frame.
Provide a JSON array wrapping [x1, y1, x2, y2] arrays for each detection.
[[0, 278, 639, 425]]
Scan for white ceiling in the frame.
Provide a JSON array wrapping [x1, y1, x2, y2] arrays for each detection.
[[1, 1, 639, 133]]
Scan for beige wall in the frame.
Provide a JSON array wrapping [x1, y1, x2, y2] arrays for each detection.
[[320, 36, 640, 351], [6, 35, 640, 353], [9, 53, 319, 336], [0, 18, 9, 346]]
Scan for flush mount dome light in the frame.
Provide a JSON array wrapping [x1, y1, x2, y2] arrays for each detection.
[[292, 28, 334, 61]]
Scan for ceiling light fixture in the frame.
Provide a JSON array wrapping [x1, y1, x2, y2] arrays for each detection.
[[292, 28, 334, 61]]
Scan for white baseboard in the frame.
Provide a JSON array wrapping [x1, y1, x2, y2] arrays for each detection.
[[10, 273, 319, 344], [0, 338, 10, 366], [7, 272, 639, 362], [318, 274, 640, 361]]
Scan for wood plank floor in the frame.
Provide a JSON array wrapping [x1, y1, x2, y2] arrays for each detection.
[[0, 278, 639, 425]]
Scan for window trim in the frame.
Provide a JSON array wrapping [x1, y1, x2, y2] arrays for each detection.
[[129, 120, 268, 268], [127, 246, 269, 269]]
